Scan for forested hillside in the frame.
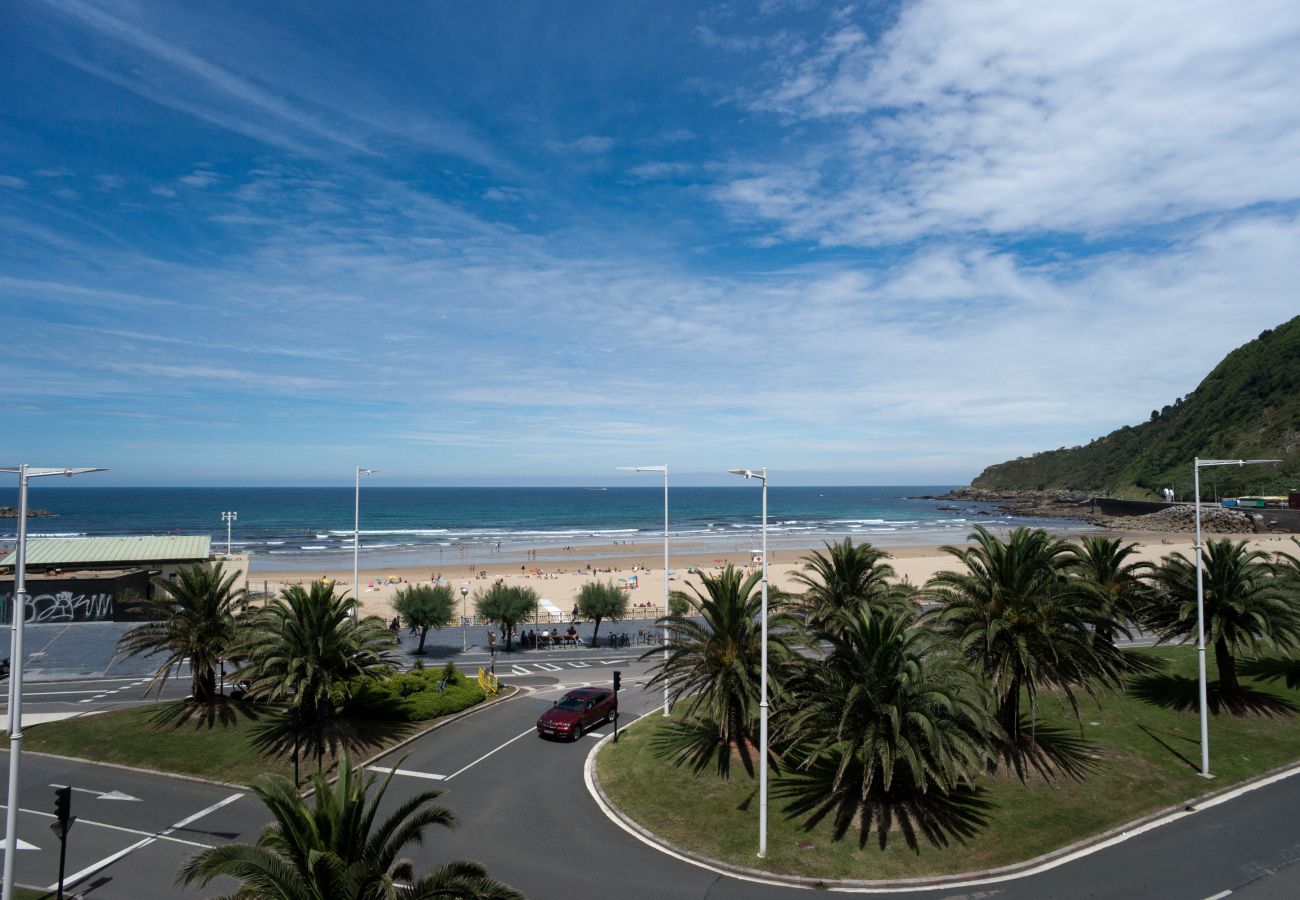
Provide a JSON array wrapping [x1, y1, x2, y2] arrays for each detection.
[[971, 316, 1300, 499]]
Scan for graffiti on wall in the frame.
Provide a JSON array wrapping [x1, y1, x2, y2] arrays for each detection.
[[0, 571, 153, 623], [27, 591, 115, 623]]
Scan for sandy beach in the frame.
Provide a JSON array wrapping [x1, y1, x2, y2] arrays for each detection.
[[247, 530, 1300, 623]]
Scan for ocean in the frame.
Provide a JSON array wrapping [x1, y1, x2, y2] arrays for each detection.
[[0, 486, 1091, 572]]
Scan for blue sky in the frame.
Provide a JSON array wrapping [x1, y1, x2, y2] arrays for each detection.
[[3, 0, 1299, 487]]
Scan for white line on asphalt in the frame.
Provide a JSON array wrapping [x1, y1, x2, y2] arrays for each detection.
[[1203, 891, 1232, 900], [368, 766, 446, 781], [23, 690, 108, 696], [510, 666, 530, 675], [51, 792, 245, 892], [568, 662, 590, 668], [1, 805, 212, 850], [535, 663, 562, 672], [584, 725, 1300, 894], [444, 727, 536, 781]]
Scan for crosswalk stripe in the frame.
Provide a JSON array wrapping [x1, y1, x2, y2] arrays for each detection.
[[567, 662, 590, 668], [510, 665, 530, 675]]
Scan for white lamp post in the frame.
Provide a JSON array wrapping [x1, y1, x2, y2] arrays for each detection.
[[460, 583, 470, 652], [353, 467, 376, 621], [221, 510, 237, 556], [727, 467, 768, 859], [1, 465, 106, 900], [1192, 457, 1280, 778], [617, 465, 671, 717]]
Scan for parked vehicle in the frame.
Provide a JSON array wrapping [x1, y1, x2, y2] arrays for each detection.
[[0, 657, 8, 679], [536, 687, 616, 741]]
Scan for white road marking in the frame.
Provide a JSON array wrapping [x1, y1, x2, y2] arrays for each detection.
[[1203, 891, 1232, 900], [23, 690, 108, 696], [51, 791, 244, 891], [588, 732, 605, 738], [368, 766, 446, 781], [1, 805, 211, 850], [0, 836, 39, 850], [444, 727, 536, 781], [568, 662, 590, 668], [49, 783, 141, 802], [535, 663, 562, 672]]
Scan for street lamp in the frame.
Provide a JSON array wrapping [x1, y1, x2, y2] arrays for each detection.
[[1, 465, 106, 900], [617, 465, 670, 717], [353, 467, 376, 622], [221, 510, 237, 556], [727, 466, 768, 859], [460, 583, 470, 652], [1192, 457, 1280, 778]]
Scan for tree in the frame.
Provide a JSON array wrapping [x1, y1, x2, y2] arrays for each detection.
[[790, 538, 903, 633], [474, 583, 537, 652], [178, 752, 521, 900], [643, 565, 794, 776], [1145, 539, 1300, 700], [234, 582, 397, 727], [776, 608, 993, 848], [394, 584, 455, 655], [117, 562, 245, 703], [1065, 535, 1152, 647], [576, 580, 626, 647], [926, 527, 1128, 765]]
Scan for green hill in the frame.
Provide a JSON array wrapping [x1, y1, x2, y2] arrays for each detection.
[[971, 316, 1300, 499]]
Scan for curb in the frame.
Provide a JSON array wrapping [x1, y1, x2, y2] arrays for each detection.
[[17, 682, 521, 794], [585, 715, 1300, 893]]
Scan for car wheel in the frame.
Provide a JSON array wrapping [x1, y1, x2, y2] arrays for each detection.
[[606, 708, 616, 726], [572, 723, 583, 741]]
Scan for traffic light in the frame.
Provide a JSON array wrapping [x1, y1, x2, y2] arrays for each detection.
[[613, 670, 621, 692], [53, 786, 71, 826]]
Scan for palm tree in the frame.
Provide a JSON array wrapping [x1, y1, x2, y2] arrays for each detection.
[[1145, 539, 1300, 700], [775, 607, 993, 848], [642, 565, 794, 775], [926, 527, 1128, 754], [1065, 535, 1152, 647], [178, 753, 521, 899], [790, 538, 902, 633], [234, 582, 397, 726], [117, 562, 245, 703]]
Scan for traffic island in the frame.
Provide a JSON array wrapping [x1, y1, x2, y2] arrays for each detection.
[[593, 648, 1300, 883]]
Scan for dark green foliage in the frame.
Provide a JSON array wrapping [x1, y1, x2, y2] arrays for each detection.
[[1066, 536, 1152, 647], [790, 538, 907, 634], [775, 608, 994, 849], [668, 593, 691, 616], [474, 583, 538, 652], [577, 579, 627, 647], [233, 582, 398, 726], [970, 314, 1300, 497], [394, 584, 456, 654], [346, 666, 485, 722], [177, 752, 521, 899], [117, 562, 245, 703], [1144, 539, 1300, 703], [926, 527, 1130, 777], [643, 565, 796, 777]]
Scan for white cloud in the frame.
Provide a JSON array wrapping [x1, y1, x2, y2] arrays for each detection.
[[52, 187, 80, 200], [95, 174, 124, 190], [178, 169, 220, 188], [0, 175, 27, 188], [720, 0, 1300, 245]]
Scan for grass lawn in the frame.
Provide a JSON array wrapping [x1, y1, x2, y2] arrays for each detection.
[[597, 647, 1300, 880]]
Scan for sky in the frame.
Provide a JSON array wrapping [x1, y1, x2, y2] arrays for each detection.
[[2, 0, 1299, 487]]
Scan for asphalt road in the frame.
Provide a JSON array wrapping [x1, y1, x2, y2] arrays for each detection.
[[2, 648, 1299, 898]]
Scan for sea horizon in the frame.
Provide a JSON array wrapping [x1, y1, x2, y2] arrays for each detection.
[[1, 485, 1094, 573]]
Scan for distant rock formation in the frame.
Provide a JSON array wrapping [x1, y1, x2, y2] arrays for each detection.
[[0, 507, 56, 518]]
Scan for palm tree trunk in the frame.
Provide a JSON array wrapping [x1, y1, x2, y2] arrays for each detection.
[[998, 678, 1021, 744], [193, 668, 216, 703], [1214, 637, 1240, 698]]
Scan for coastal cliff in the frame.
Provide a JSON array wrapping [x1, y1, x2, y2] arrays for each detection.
[[968, 315, 1300, 500], [0, 507, 55, 518]]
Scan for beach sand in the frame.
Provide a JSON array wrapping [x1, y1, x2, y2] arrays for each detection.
[[246, 530, 1300, 622]]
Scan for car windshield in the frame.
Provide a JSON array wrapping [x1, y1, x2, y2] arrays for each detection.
[[556, 696, 588, 711]]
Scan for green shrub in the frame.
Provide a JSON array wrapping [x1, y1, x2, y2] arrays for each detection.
[[344, 667, 484, 721]]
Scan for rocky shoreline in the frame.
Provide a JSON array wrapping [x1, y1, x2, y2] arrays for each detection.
[[921, 488, 1296, 535], [0, 507, 56, 518]]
